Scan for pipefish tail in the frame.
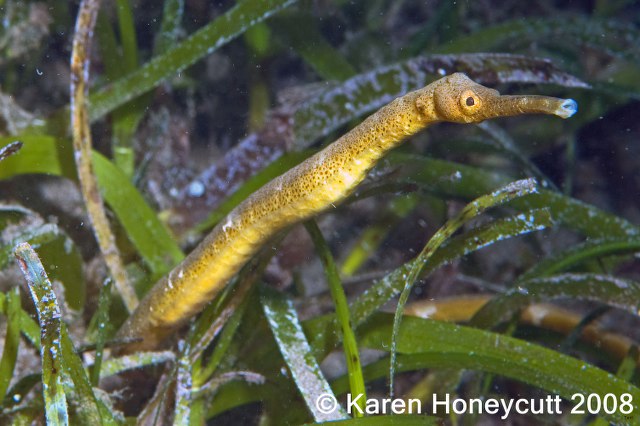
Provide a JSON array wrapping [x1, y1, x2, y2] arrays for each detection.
[[115, 73, 577, 353]]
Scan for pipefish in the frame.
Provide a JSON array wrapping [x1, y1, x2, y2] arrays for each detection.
[[116, 73, 577, 353]]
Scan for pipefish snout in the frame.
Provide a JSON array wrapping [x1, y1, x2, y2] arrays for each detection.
[[115, 72, 577, 353]]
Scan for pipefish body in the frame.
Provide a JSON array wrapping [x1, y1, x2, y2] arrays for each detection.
[[116, 73, 577, 353]]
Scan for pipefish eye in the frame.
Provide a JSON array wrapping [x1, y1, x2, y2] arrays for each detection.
[[460, 89, 481, 114]]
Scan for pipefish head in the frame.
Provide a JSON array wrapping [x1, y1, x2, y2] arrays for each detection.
[[420, 72, 577, 124]]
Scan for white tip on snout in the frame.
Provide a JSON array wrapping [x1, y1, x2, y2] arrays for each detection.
[[555, 98, 578, 119]]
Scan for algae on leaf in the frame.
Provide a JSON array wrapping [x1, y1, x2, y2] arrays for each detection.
[[14, 243, 69, 425]]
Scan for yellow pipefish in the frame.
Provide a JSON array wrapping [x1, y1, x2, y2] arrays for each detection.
[[116, 73, 577, 352]]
